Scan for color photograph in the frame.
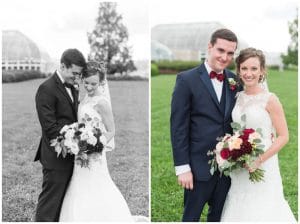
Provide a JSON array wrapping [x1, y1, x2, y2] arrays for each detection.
[[151, 0, 298, 221]]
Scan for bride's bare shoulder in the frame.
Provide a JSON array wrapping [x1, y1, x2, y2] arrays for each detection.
[[266, 93, 282, 113], [93, 96, 111, 111]]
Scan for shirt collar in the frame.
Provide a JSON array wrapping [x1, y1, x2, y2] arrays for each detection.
[[204, 61, 224, 75], [56, 70, 65, 84]]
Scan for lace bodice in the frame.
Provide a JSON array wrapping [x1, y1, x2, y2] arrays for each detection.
[[232, 90, 275, 148]]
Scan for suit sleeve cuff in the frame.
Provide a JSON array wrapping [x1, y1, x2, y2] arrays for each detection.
[[175, 164, 191, 176]]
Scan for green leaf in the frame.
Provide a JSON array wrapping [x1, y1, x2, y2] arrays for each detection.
[[256, 128, 263, 136], [223, 170, 230, 176], [210, 167, 215, 175], [231, 122, 241, 130], [253, 139, 261, 143]]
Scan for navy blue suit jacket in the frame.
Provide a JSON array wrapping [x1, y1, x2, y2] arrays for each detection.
[[171, 63, 239, 181]]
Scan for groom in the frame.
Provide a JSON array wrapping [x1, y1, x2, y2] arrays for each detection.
[[34, 49, 86, 221], [171, 29, 239, 221]]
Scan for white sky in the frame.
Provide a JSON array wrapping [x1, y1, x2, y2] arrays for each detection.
[[150, 0, 298, 53], [1, 0, 149, 60], [1, 0, 298, 60]]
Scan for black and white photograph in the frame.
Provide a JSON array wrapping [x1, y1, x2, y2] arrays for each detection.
[[2, 0, 149, 221]]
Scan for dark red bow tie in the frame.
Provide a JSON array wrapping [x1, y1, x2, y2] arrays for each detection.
[[209, 71, 225, 82]]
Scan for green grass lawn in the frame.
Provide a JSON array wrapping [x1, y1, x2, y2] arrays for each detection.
[[151, 69, 298, 221], [2, 78, 149, 221]]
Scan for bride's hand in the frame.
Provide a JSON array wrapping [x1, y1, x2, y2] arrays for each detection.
[[244, 157, 262, 173]]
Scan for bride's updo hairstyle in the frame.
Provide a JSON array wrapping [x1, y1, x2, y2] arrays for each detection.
[[235, 47, 267, 83], [83, 61, 106, 84]]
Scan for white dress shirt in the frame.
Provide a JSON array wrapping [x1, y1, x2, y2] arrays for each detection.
[[56, 70, 74, 102], [175, 62, 224, 176]]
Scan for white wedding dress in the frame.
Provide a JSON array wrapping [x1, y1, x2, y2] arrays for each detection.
[[221, 91, 296, 222], [59, 94, 134, 222]]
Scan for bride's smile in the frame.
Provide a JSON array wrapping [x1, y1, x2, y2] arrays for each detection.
[[239, 57, 265, 91], [84, 75, 100, 97]]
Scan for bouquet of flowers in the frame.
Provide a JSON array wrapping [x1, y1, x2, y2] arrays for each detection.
[[50, 114, 107, 168], [208, 114, 265, 182]]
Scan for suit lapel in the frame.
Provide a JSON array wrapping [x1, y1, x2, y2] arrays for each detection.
[[53, 73, 77, 113], [73, 88, 79, 117], [198, 64, 222, 112], [224, 70, 234, 119]]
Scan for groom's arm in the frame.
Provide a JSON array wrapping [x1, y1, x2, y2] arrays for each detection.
[[170, 74, 191, 171], [171, 75, 194, 189], [35, 85, 63, 140]]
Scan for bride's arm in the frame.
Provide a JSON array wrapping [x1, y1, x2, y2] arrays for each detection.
[[94, 100, 115, 143], [249, 95, 289, 171], [263, 95, 289, 160]]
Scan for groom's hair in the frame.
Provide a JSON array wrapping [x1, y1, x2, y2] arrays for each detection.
[[60, 48, 87, 69], [210, 29, 238, 47]]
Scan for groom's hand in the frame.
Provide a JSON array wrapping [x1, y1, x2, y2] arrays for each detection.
[[178, 171, 193, 190]]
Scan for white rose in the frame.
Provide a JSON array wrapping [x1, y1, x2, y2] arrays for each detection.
[[69, 143, 80, 155], [70, 123, 78, 129], [216, 153, 226, 166], [215, 142, 224, 153], [65, 129, 75, 140], [99, 135, 107, 146], [60, 125, 69, 134], [64, 139, 73, 149], [249, 132, 261, 143], [87, 135, 97, 146], [80, 132, 89, 141]]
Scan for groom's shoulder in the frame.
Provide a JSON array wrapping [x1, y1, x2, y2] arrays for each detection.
[[177, 64, 202, 80], [224, 69, 236, 77], [38, 72, 56, 91]]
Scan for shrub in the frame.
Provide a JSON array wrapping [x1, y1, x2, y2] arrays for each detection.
[[155, 60, 201, 73], [2, 70, 47, 83], [106, 74, 148, 81], [268, 65, 280, 70], [227, 61, 236, 71], [151, 63, 159, 77]]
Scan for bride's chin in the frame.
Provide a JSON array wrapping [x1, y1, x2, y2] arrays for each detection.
[[87, 91, 95, 96]]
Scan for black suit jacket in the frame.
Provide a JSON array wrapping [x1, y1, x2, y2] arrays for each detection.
[[171, 63, 239, 181], [34, 72, 79, 170]]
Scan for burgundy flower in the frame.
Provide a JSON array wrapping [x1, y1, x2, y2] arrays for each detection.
[[241, 128, 255, 141], [230, 85, 236, 91], [230, 150, 242, 160], [240, 141, 252, 154], [239, 135, 248, 142], [220, 148, 231, 159], [243, 128, 255, 135]]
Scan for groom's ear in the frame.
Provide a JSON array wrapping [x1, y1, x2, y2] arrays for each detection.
[[60, 63, 66, 71], [208, 43, 213, 50]]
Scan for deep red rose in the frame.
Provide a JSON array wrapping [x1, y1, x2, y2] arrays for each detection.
[[220, 148, 231, 159], [239, 135, 248, 142], [230, 85, 236, 91], [241, 128, 255, 141], [240, 141, 252, 154], [231, 149, 244, 160], [243, 128, 255, 136]]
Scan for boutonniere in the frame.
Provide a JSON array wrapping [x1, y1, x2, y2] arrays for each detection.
[[228, 78, 237, 91]]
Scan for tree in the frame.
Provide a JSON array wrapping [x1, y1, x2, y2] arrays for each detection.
[[87, 2, 136, 75], [281, 10, 298, 67]]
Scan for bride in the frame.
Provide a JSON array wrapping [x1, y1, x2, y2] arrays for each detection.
[[221, 48, 296, 222], [59, 61, 134, 221]]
